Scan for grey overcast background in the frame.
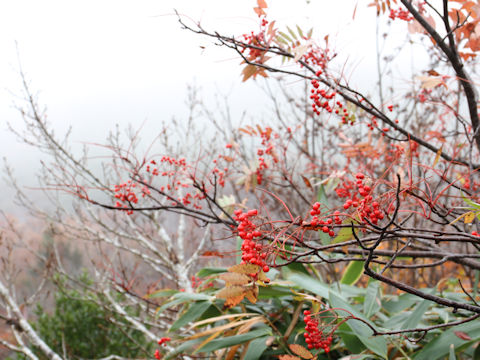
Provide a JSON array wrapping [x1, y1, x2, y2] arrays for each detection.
[[0, 1, 425, 214]]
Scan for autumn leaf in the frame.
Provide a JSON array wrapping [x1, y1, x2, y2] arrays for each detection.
[[242, 64, 259, 82], [244, 286, 259, 303], [454, 331, 472, 340], [218, 272, 251, 286], [416, 75, 447, 89], [216, 285, 245, 299], [279, 355, 301, 360], [257, 0, 267, 8], [253, 7, 266, 16], [302, 175, 313, 189], [464, 211, 475, 224], [228, 263, 260, 274], [224, 293, 245, 308], [288, 344, 313, 359], [433, 146, 442, 167]]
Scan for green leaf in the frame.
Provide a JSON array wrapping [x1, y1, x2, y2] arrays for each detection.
[[401, 290, 435, 329], [473, 342, 480, 359], [337, 322, 366, 354], [287, 273, 330, 298], [169, 301, 212, 332], [197, 267, 227, 277], [317, 184, 329, 210], [286, 26, 298, 40], [340, 260, 364, 285], [278, 31, 292, 42], [157, 293, 213, 314], [306, 27, 313, 39], [449, 344, 456, 360], [363, 281, 381, 318], [333, 219, 355, 243], [463, 195, 480, 210], [296, 25, 304, 38], [195, 327, 271, 353], [258, 285, 293, 299], [329, 292, 388, 359], [243, 336, 270, 360], [147, 289, 178, 299], [165, 338, 203, 360], [414, 320, 480, 360], [382, 293, 418, 314], [284, 261, 311, 275]]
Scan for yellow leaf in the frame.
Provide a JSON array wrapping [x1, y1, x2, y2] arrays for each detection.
[[189, 313, 257, 328], [433, 146, 443, 167], [193, 330, 223, 353], [464, 211, 475, 224], [186, 317, 262, 340]]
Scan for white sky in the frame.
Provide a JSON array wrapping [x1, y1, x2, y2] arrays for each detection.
[[0, 0, 425, 213]]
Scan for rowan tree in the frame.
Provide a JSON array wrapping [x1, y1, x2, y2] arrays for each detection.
[[3, 0, 480, 359]]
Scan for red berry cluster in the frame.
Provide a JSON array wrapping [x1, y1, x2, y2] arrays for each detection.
[[154, 337, 171, 359], [302, 46, 333, 69], [367, 115, 379, 131], [303, 310, 332, 353], [342, 173, 384, 225], [234, 209, 270, 274], [389, 8, 413, 21], [310, 73, 351, 124], [145, 157, 206, 208], [417, 88, 432, 103], [472, 231, 480, 237], [305, 202, 340, 237], [255, 127, 279, 185], [191, 275, 214, 290], [113, 180, 150, 214]]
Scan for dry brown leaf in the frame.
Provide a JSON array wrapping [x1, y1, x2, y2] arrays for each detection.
[[416, 75, 447, 89], [228, 263, 260, 274], [216, 285, 246, 299], [224, 293, 245, 308], [242, 64, 258, 82], [218, 272, 251, 286], [245, 285, 259, 304]]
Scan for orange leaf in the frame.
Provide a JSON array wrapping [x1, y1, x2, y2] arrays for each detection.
[[242, 64, 258, 82], [224, 293, 246, 308], [279, 356, 301, 360], [253, 7, 266, 17], [302, 175, 313, 189], [245, 286, 259, 303], [200, 250, 224, 258], [288, 344, 313, 359], [257, 0, 267, 8]]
